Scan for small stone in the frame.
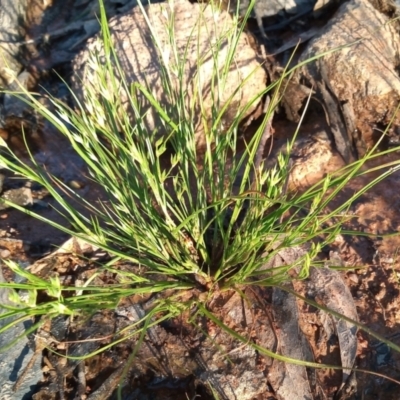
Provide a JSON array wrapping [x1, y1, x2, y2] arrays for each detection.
[[348, 273, 359, 284], [0, 249, 11, 258], [0, 214, 7, 219], [0, 187, 33, 211], [68, 180, 83, 189]]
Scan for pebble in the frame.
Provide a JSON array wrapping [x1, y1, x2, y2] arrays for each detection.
[[348, 273, 359, 284], [68, 180, 84, 189], [0, 187, 33, 211], [0, 249, 11, 258]]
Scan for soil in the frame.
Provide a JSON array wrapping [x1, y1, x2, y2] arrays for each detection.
[[1, 0, 400, 399]]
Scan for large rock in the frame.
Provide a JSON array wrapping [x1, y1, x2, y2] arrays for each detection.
[[0, 0, 28, 89], [296, 0, 400, 161], [231, 0, 315, 18], [71, 0, 266, 148]]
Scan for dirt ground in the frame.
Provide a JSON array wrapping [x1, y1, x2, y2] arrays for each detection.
[[275, 114, 400, 399]]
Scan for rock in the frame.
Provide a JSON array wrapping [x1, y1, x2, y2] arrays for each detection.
[[313, 0, 338, 16], [0, 0, 28, 89], [0, 249, 11, 258], [295, 0, 400, 161], [231, 0, 315, 18], [2, 71, 34, 118], [0, 238, 27, 258], [0, 186, 33, 210], [264, 129, 345, 191], [71, 0, 266, 149], [67, 179, 84, 189], [0, 264, 43, 399]]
